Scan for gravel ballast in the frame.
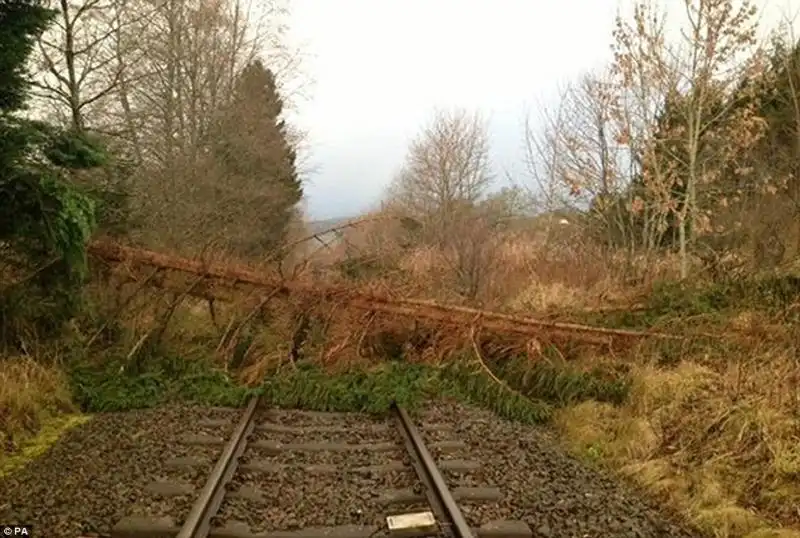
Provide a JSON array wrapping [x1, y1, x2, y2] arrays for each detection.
[[215, 467, 421, 532], [1, 399, 702, 538], [416, 400, 700, 538], [213, 409, 422, 533], [0, 405, 239, 537]]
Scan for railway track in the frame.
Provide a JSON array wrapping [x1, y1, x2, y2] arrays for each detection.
[[110, 397, 532, 538]]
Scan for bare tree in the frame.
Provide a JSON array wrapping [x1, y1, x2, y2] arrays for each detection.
[[389, 108, 493, 239], [521, 90, 572, 216], [98, 0, 307, 251], [522, 73, 646, 251], [611, 0, 762, 278], [386, 108, 506, 301], [32, 0, 154, 132]]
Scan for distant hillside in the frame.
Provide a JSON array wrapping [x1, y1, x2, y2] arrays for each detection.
[[306, 216, 358, 235], [304, 216, 363, 249], [306, 209, 584, 237]]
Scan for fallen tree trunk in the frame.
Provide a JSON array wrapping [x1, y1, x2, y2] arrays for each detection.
[[88, 240, 694, 349]]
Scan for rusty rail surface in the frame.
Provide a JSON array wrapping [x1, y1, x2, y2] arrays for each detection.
[[177, 396, 260, 538]]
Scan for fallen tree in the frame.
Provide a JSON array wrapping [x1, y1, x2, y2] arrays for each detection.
[[87, 240, 708, 353]]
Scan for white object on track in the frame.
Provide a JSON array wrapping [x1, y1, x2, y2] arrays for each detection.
[[386, 511, 438, 537]]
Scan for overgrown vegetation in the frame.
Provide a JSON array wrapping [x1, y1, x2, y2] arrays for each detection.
[[0, 356, 75, 452], [0, 0, 103, 348], [55, 345, 630, 424], [2, 0, 800, 537]]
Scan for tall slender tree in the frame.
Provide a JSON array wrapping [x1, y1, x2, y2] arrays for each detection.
[[211, 59, 302, 256]]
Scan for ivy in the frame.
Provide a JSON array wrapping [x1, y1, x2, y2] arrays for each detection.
[[37, 173, 96, 274], [0, 0, 106, 346]]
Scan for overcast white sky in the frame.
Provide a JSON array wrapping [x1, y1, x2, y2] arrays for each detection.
[[286, 0, 798, 220]]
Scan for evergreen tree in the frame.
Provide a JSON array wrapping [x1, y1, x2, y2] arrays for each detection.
[[0, 0, 52, 111], [0, 0, 106, 269], [213, 60, 302, 256], [742, 37, 800, 195], [0, 0, 106, 343]]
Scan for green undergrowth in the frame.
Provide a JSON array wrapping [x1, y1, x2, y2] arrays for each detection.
[[573, 274, 800, 331], [260, 361, 551, 422], [493, 357, 631, 406], [69, 353, 255, 411], [66, 350, 632, 423]]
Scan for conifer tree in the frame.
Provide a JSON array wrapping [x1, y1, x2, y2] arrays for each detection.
[[213, 60, 302, 256], [1, 0, 107, 343], [1, 0, 105, 271]]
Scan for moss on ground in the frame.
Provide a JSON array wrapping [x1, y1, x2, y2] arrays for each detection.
[[0, 414, 89, 478], [1, 355, 78, 465]]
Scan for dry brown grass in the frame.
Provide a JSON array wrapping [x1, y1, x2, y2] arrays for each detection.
[[555, 350, 800, 536], [0, 355, 77, 459], [436, 231, 800, 538], [321, 219, 693, 309], [550, 318, 800, 537]]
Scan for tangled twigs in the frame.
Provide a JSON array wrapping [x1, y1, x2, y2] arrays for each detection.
[[0, 257, 60, 294], [88, 240, 726, 349], [286, 313, 311, 369], [154, 275, 206, 343], [216, 316, 237, 355], [86, 268, 162, 349], [125, 275, 205, 368], [267, 215, 393, 264], [321, 333, 353, 365], [357, 311, 377, 358], [469, 326, 527, 401], [207, 298, 219, 328], [217, 287, 283, 361], [316, 300, 343, 352]]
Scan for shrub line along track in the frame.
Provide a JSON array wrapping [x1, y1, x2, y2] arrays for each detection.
[[111, 397, 525, 538]]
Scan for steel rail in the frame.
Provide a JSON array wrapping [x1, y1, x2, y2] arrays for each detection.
[[177, 396, 260, 538], [391, 401, 474, 538]]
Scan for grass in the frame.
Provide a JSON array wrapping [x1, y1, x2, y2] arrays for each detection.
[[68, 352, 256, 412], [67, 354, 620, 424], [259, 361, 551, 422], [549, 279, 800, 538], [495, 356, 631, 406], [1, 313, 630, 473], [0, 414, 89, 478], [0, 355, 88, 476], [0, 356, 76, 450], [1, 332, 629, 475]]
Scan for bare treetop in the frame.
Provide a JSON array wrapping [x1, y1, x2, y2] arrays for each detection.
[[390, 108, 493, 218]]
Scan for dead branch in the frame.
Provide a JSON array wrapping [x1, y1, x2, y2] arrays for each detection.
[[357, 311, 377, 358], [220, 287, 283, 361], [88, 240, 722, 351], [271, 215, 397, 262], [85, 267, 162, 349], [470, 325, 526, 401]]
